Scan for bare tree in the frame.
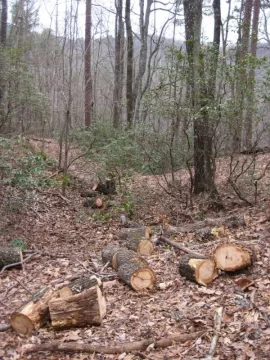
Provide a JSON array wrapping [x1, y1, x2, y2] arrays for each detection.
[[85, 0, 93, 127], [125, 0, 134, 128]]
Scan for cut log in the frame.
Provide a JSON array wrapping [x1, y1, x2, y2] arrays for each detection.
[[10, 287, 56, 335], [213, 244, 251, 271], [101, 244, 122, 267], [119, 227, 152, 241], [80, 190, 99, 198], [49, 286, 106, 330], [83, 197, 103, 208], [117, 260, 156, 291], [126, 237, 154, 255], [179, 254, 219, 286], [111, 249, 148, 270], [0, 246, 22, 269]]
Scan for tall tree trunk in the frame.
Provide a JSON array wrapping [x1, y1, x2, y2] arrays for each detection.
[[85, 0, 92, 127], [1, 0, 7, 46], [113, 0, 124, 128], [125, 0, 133, 128], [244, 0, 260, 149], [183, 0, 204, 194], [234, 0, 253, 152]]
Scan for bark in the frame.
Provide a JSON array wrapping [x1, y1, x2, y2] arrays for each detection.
[[213, 244, 251, 271], [111, 248, 147, 270], [0, 246, 21, 269], [101, 244, 122, 267], [244, 0, 260, 149], [85, 0, 92, 127], [1, 0, 7, 46], [49, 286, 106, 330], [23, 330, 206, 354], [125, 0, 134, 128], [125, 237, 154, 255], [113, 0, 124, 128]]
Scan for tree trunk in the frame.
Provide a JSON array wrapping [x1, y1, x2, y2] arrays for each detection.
[[85, 0, 92, 127], [1, 0, 7, 46], [125, 0, 134, 128], [113, 0, 124, 128], [244, 0, 260, 149]]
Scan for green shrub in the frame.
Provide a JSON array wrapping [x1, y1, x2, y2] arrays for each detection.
[[8, 238, 26, 250]]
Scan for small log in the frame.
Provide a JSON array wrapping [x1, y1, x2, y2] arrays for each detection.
[[213, 244, 251, 271], [117, 260, 156, 291], [10, 287, 56, 335], [126, 237, 154, 255], [112, 249, 148, 270], [179, 254, 219, 286], [101, 244, 122, 267], [119, 227, 152, 241], [49, 286, 106, 330], [83, 197, 103, 208], [0, 246, 22, 269]]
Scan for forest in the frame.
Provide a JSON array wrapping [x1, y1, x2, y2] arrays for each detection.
[[0, 1, 269, 359]]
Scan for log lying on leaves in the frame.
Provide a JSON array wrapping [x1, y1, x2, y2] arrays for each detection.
[[49, 286, 106, 330], [10, 287, 56, 335], [213, 244, 251, 271], [126, 237, 154, 255], [179, 254, 219, 286], [101, 244, 122, 267], [112, 249, 148, 270], [83, 197, 103, 208], [119, 226, 152, 241], [80, 190, 99, 198], [118, 260, 156, 291], [22, 330, 206, 355], [0, 246, 22, 269], [195, 226, 226, 242]]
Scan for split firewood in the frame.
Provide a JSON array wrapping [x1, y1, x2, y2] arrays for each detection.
[[23, 330, 206, 354], [10, 287, 56, 335], [0, 246, 22, 269], [213, 244, 251, 271], [49, 286, 106, 330], [111, 249, 148, 270], [126, 237, 154, 255], [101, 244, 122, 267], [179, 254, 219, 286], [83, 196, 103, 208], [117, 260, 156, 291]]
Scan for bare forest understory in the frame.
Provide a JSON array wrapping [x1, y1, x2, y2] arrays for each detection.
[[0, 139, 269, 360]]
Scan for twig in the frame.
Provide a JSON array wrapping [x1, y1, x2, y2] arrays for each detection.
[[19, 249, 25, 273], [8, 274, 32, 295], [22, 330, 206, 354], [100, 261, 109, 273], [202, 307, 224, 360], [0, 252, 38, 275], [156, 236, 204, 258], [35, 189, 70, 203]]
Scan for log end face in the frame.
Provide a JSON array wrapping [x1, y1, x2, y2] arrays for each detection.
[[10, 312, 34, 336], [214, 244, 251, 271], [131, 268, 156, 291]]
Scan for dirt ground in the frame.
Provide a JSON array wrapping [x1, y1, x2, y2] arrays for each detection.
[[0, 139, 269, 360]]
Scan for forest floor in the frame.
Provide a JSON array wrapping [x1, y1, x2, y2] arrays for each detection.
[[0, 138, 269, 360]]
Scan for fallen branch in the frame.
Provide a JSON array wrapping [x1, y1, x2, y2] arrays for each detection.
[[156, 236, 204, 258], [23, 330, 206, 354], [202, 307, 223, 360]]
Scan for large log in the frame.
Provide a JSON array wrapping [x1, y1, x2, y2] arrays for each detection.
[[125, 237, 154, 255], [213, 244, 251, 271], [49, 286, 106, 330], [112, 249, 148, 270], [0, 246, 22, 269], [179, 254, 219, 286], [117, 260, 156, 291], [10, 287, 56, 335]]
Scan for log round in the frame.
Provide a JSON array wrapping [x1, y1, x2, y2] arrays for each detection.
[[49, 286, 106, 330], [112, 249, 148, 270], [179, 254, 218, 286], [213, 244, 251, 271], [125, 238, 154, 255], [101, 244, 122, 267], [0, 246, 22, 269], [117, 260, 156, 291], [10, 287, 55, 335]]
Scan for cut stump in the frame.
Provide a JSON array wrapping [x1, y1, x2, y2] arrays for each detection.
[[49, 286, 106, 330], [112, 249, 148, 270], [10, 287, 56, 335], [213, 244, 251, 271], [179, 254, 219, 286], [118, 260, 156, 291]]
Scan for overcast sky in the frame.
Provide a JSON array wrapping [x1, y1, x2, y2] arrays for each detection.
[[36, 0, 237, 43]]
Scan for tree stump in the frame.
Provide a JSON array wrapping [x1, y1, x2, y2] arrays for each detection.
[[101, 244, 122, 267], [125, 237, 154, 255], [10, 287, 56, 335], [112, 249, 148, 270], [179, 254, 219, 286], [117, 260, 156, 291], [213, 244, 251, 271], [49, 286, 106, 330], [0, 246, 22, 269]]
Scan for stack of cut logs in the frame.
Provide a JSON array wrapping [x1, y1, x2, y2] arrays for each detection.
[[10, 276, 106, 336], [102, 226, 156, 291]]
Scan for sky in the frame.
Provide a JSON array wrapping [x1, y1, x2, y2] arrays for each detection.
[[34, 0, 237, 43]]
